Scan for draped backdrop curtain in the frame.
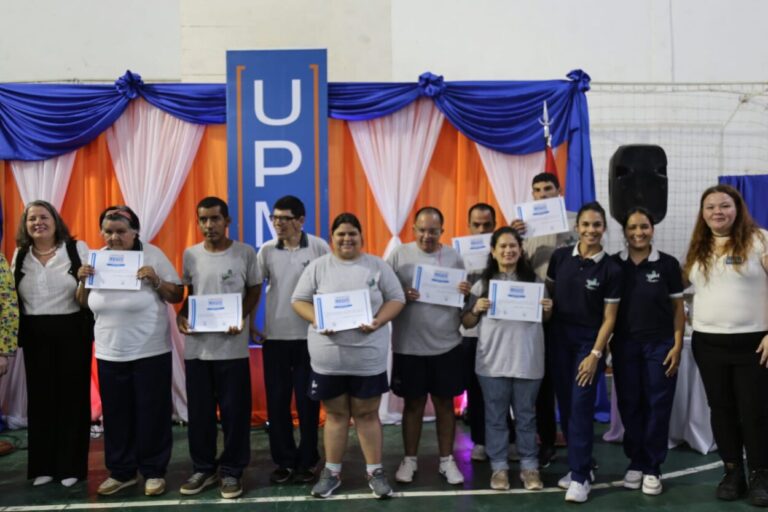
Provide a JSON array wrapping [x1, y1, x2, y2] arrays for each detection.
[[1, 69, 594, 426], [106, 98, 205, 421]]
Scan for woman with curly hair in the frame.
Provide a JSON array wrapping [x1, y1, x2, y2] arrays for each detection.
[[684, 184, 768, 507]]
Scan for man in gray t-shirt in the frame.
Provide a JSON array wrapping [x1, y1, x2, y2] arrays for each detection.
[[254, 195, 330, 485], [387, 207, 471, 486], [176, 197, 261, 499], [510, 172, 578, 467]]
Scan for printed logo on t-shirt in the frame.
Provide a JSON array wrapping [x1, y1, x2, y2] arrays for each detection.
[[302, 260, 311, 268], [725, 256, 743, 265], [367, 271, 381, 289], [221, 269, 233, 282], [645, 271, 660, 283], [585, 278, 600, 291]]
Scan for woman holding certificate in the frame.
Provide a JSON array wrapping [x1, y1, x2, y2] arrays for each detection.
[[76, 205, 183, 497], [291, 213, 405, 500], [611, 207, 684, 496], [546, 201, 623, 504], [12, 200, 90, 488], [684, 185, 768, 506], [461, 226, 552, 492]]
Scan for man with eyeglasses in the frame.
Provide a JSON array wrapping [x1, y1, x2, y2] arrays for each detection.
[[254, 195, 330, 485], [387, 207, 471, 486]]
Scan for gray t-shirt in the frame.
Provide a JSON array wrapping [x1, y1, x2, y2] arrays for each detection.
[[182, 241, 260, 361], [256, 233, 330, 340], [524, 210, 578, 281], [466, 274, 546, 379], [387, 243, 464, 356], [291, 253, 405, 376]]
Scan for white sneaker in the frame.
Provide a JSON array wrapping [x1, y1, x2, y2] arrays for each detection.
[[558, 470, 595, 489], [61, 478, 78, 487], [395, 457, 417, 483], [565, 479, 591, 503], [33, 476, 53, 486], [623, 469, 643, 490], [471, 444, 488, 461], [642, 474, 663, 495], [439, 455, 465, 485]]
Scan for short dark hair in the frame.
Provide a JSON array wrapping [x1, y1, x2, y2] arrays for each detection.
[[576, 201, 607, 225], [414, 206, 444, 226], [467, 203, 496, 224], [197, 196, 229, 218], [274, 195, 306, 218], [621, 206, 655, 229], [331, 212, 362, 235], [16, 200, 73, 251], [532, 172, 560, 190]]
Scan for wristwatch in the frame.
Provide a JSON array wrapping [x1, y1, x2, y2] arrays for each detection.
[[590, 349, 603, 359]]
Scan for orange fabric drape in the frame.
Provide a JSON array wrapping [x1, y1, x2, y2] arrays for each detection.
[[2, 116, 566, 426]]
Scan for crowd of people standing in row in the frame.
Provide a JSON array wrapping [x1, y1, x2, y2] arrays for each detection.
[[0, 174, 766, 507]]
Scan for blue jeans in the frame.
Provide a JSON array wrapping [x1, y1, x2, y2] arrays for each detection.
[[478, 375, 541, 471], [612, 337, 677, 476]]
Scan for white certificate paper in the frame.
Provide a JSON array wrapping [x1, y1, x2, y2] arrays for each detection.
[[487, 280, 544, 323], [188, 294, 243, 333], [85, 250, 142, 290], [452, 234, 492, 273], [515, 197, 569, 239], [314, 289, 373, 332], [412, 264, 466, 308]]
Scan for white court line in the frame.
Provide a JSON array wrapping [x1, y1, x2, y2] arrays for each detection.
[[0, 461, 725, 511]]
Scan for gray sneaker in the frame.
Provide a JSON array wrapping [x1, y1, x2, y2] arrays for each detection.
[[311, 468, 341, 499], [180, 472, 219, 495], [219, 476, 243, 499], [368, 468, 393, 499]]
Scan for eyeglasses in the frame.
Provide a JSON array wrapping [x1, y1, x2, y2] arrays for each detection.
[[269, 215, 296, 223]]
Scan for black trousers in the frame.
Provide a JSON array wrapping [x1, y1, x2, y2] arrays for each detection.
[[185, 357, 252, 478], [21, 312, 91, 480], [262, 340, 320, 469], [692, 330, 768, 470], [98, 352, 172, 480]]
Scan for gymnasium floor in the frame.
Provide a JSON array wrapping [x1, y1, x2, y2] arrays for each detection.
[[0, 419, 753, 512]]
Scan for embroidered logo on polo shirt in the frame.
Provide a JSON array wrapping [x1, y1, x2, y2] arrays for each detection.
[[585, 278, 600, 290], [646, 271, 660, 283]]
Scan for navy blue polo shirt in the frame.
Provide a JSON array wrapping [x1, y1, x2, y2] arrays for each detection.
[[611, 248, 684, 342], [547, 245, 623, 329]]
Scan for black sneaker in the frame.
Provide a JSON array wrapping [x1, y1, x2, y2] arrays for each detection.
[[748, 469, 768, 507], [269, 467, 294, 484], [293, 467, 317, 484], [538, 446, 557, 468], [717, 463, 747, 501]]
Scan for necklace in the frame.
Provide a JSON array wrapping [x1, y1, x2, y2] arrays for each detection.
[[32, 245, 57, 256]]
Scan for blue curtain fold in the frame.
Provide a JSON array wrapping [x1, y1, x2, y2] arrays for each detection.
[[718, 174, 768, 229], [1, 69, 594, 207]]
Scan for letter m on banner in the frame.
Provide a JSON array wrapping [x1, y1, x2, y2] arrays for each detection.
[[226, 49, 329, 248]]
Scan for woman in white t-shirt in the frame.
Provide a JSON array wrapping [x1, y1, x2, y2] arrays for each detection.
[[77, 205, 182, 498], [461, 226, 552, 492], [683, 185, 768, 506], [12, 200, 89, 488]]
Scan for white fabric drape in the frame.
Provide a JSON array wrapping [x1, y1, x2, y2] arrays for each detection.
[[106, 98, 205, 422], [348, 98, 445, 259], [10, 151, 77, 209], [347, 99, 444, 424], [475, 144, 546, 221], [1, 152, 78, 428]]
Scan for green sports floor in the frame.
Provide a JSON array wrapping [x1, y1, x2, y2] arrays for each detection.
[[0, 419, 755, 512]]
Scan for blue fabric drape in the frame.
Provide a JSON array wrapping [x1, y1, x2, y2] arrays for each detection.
[[1, 69, 594, 208], [718, 174, 768, 229]]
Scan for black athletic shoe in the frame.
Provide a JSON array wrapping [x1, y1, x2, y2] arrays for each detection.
[[294, 467, 317, 484], [717, 463, 748, 501], [269, 467, 294, 484], [538, 446, 557, 468], [748, 469, 768, 507]]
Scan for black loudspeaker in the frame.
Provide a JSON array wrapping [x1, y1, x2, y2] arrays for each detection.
[[608, 144, 668, 225]]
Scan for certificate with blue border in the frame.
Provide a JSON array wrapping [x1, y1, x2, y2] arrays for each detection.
[[488, 280, 544, 322], [188, 293, 243, 332], [313, 289, 372, 332]]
